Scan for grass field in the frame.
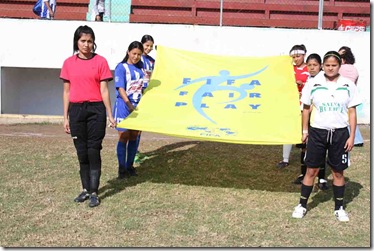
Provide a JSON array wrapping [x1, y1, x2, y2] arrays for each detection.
[[0, 123, 371, 247]]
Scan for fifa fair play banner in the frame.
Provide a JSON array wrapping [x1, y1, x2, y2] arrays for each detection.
[[117, 45, 301, 145]]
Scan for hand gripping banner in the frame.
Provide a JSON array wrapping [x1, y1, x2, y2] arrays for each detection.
[[117, 45, 301, 145]]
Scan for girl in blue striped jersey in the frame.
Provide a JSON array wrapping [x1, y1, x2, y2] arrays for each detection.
[[113, 41, 144, 178]]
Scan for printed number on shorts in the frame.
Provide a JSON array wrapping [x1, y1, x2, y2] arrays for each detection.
[[342, 153, 348, 164]]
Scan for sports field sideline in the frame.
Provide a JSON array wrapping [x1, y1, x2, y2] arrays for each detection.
[[0, 122, 370, 247]]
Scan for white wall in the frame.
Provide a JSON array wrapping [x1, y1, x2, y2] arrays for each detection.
[[0, 19, 370, 123]]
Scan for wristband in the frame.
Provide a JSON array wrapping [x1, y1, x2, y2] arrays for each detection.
[[302, 130, 308, 134]]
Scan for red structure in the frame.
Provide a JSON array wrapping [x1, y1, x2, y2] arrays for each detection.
[[0, 0, 370, 29], [0, 0, 90, 20], [129, 0, 370, 29]]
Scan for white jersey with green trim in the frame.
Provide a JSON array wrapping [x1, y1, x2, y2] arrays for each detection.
[[301, 73, 362, 130]]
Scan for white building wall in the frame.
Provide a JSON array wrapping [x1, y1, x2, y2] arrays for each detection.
[[0, 19, 370, 123]]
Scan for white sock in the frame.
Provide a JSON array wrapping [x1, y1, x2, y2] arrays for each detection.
[[282, 144, 292, 162]]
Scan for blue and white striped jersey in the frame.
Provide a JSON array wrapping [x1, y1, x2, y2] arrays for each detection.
[[40, 0, 56, 19], [114, 63, 144, 104]]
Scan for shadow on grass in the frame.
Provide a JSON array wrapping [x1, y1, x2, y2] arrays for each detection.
[[99, 140, 312, 200], [99, 140, 364, 208], [99, 178, 128, 200], [307, 177, 363, 212]]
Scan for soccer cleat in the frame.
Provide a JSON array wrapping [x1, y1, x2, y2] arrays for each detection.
[[334, 206, 349, 222], [127, 166, 138, 176], [277, 161, 289, 168], [137, 152, 146, 159], [74, 190, 89, 203], [318, 179, 329, 191], [135, 152, 151, 165], [293, 174, 304, 184], [292, 204, 307, 219], [133, 154, 141, 167], [89, 193, 100, 208], [117, 170, 127, 179]]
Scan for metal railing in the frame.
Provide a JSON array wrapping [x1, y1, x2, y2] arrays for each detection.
[[0, 0, 370, 30]]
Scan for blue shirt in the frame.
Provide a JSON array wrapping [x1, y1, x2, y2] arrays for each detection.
[[141, 54, 155, 89], [141, 54, 155, 71], [114, 62, 144, 104]]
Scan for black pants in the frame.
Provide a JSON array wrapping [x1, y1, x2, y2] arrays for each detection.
[[69, 102, 107, 194]]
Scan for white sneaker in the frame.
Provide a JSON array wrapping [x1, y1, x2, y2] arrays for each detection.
[[292, 204, 307, 218], [334, 206, 349, 222]]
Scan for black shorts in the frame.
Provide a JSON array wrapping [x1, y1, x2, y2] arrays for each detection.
[[304, 126, 349, 171]]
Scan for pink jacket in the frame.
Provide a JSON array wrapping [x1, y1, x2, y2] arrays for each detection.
[[339, 64, 359, 84]]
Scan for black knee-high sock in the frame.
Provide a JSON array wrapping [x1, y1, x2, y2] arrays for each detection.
[[77, 152, 90, 191], [299, 184, 313, 208], [301, 165, 307, 177], [79, 169, 90, 191], [300, 151, 306, 176], [333, 184, 345, 210], [87, 148, 102, 194], [318, 162, 326, 180], [300, 151, 305, 165], [89, 170, 101, 194]]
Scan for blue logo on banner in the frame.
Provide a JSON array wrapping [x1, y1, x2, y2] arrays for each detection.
[[186, 126, 237, 138], [175, 66, 268, 124]]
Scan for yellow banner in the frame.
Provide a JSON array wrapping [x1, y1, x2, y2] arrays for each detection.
[[118, 45, 301, 145]]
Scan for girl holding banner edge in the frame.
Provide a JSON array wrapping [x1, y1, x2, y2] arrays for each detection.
[[292, 51, 361, 221], [277, 44, 309, 169], [113, 41, 145, 179], [134, 34, 156, 167]]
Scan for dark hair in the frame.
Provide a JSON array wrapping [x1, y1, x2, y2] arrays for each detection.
[[141, 34, 154, 44], [339, 46, 356, 64], [306, 53, 322, 65], [323, 51, 342, 65], [289, 44, 307, 54], [120, 41, 144, 67], [73, 25, 97, 54]]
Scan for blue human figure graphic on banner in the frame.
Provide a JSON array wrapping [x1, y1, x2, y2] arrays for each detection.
[[175, 66, 268, 124]]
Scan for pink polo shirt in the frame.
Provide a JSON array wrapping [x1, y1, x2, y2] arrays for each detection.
[[60, 54, 113, 103]]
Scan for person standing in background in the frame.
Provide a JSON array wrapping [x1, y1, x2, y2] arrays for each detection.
[[93, 0, 105, 21], [40, 0, 56, 20], [134, 34, 156, 167], [338, 46, 364, 147], [60, 25, 115, 208], [338, 46, 359, 84], [293, 53, 329, 191], [140, 35, 155, 91], [277, 44, 309, 169]]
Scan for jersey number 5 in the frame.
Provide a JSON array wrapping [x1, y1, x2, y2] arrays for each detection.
[[341, 153, 348, 164]]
